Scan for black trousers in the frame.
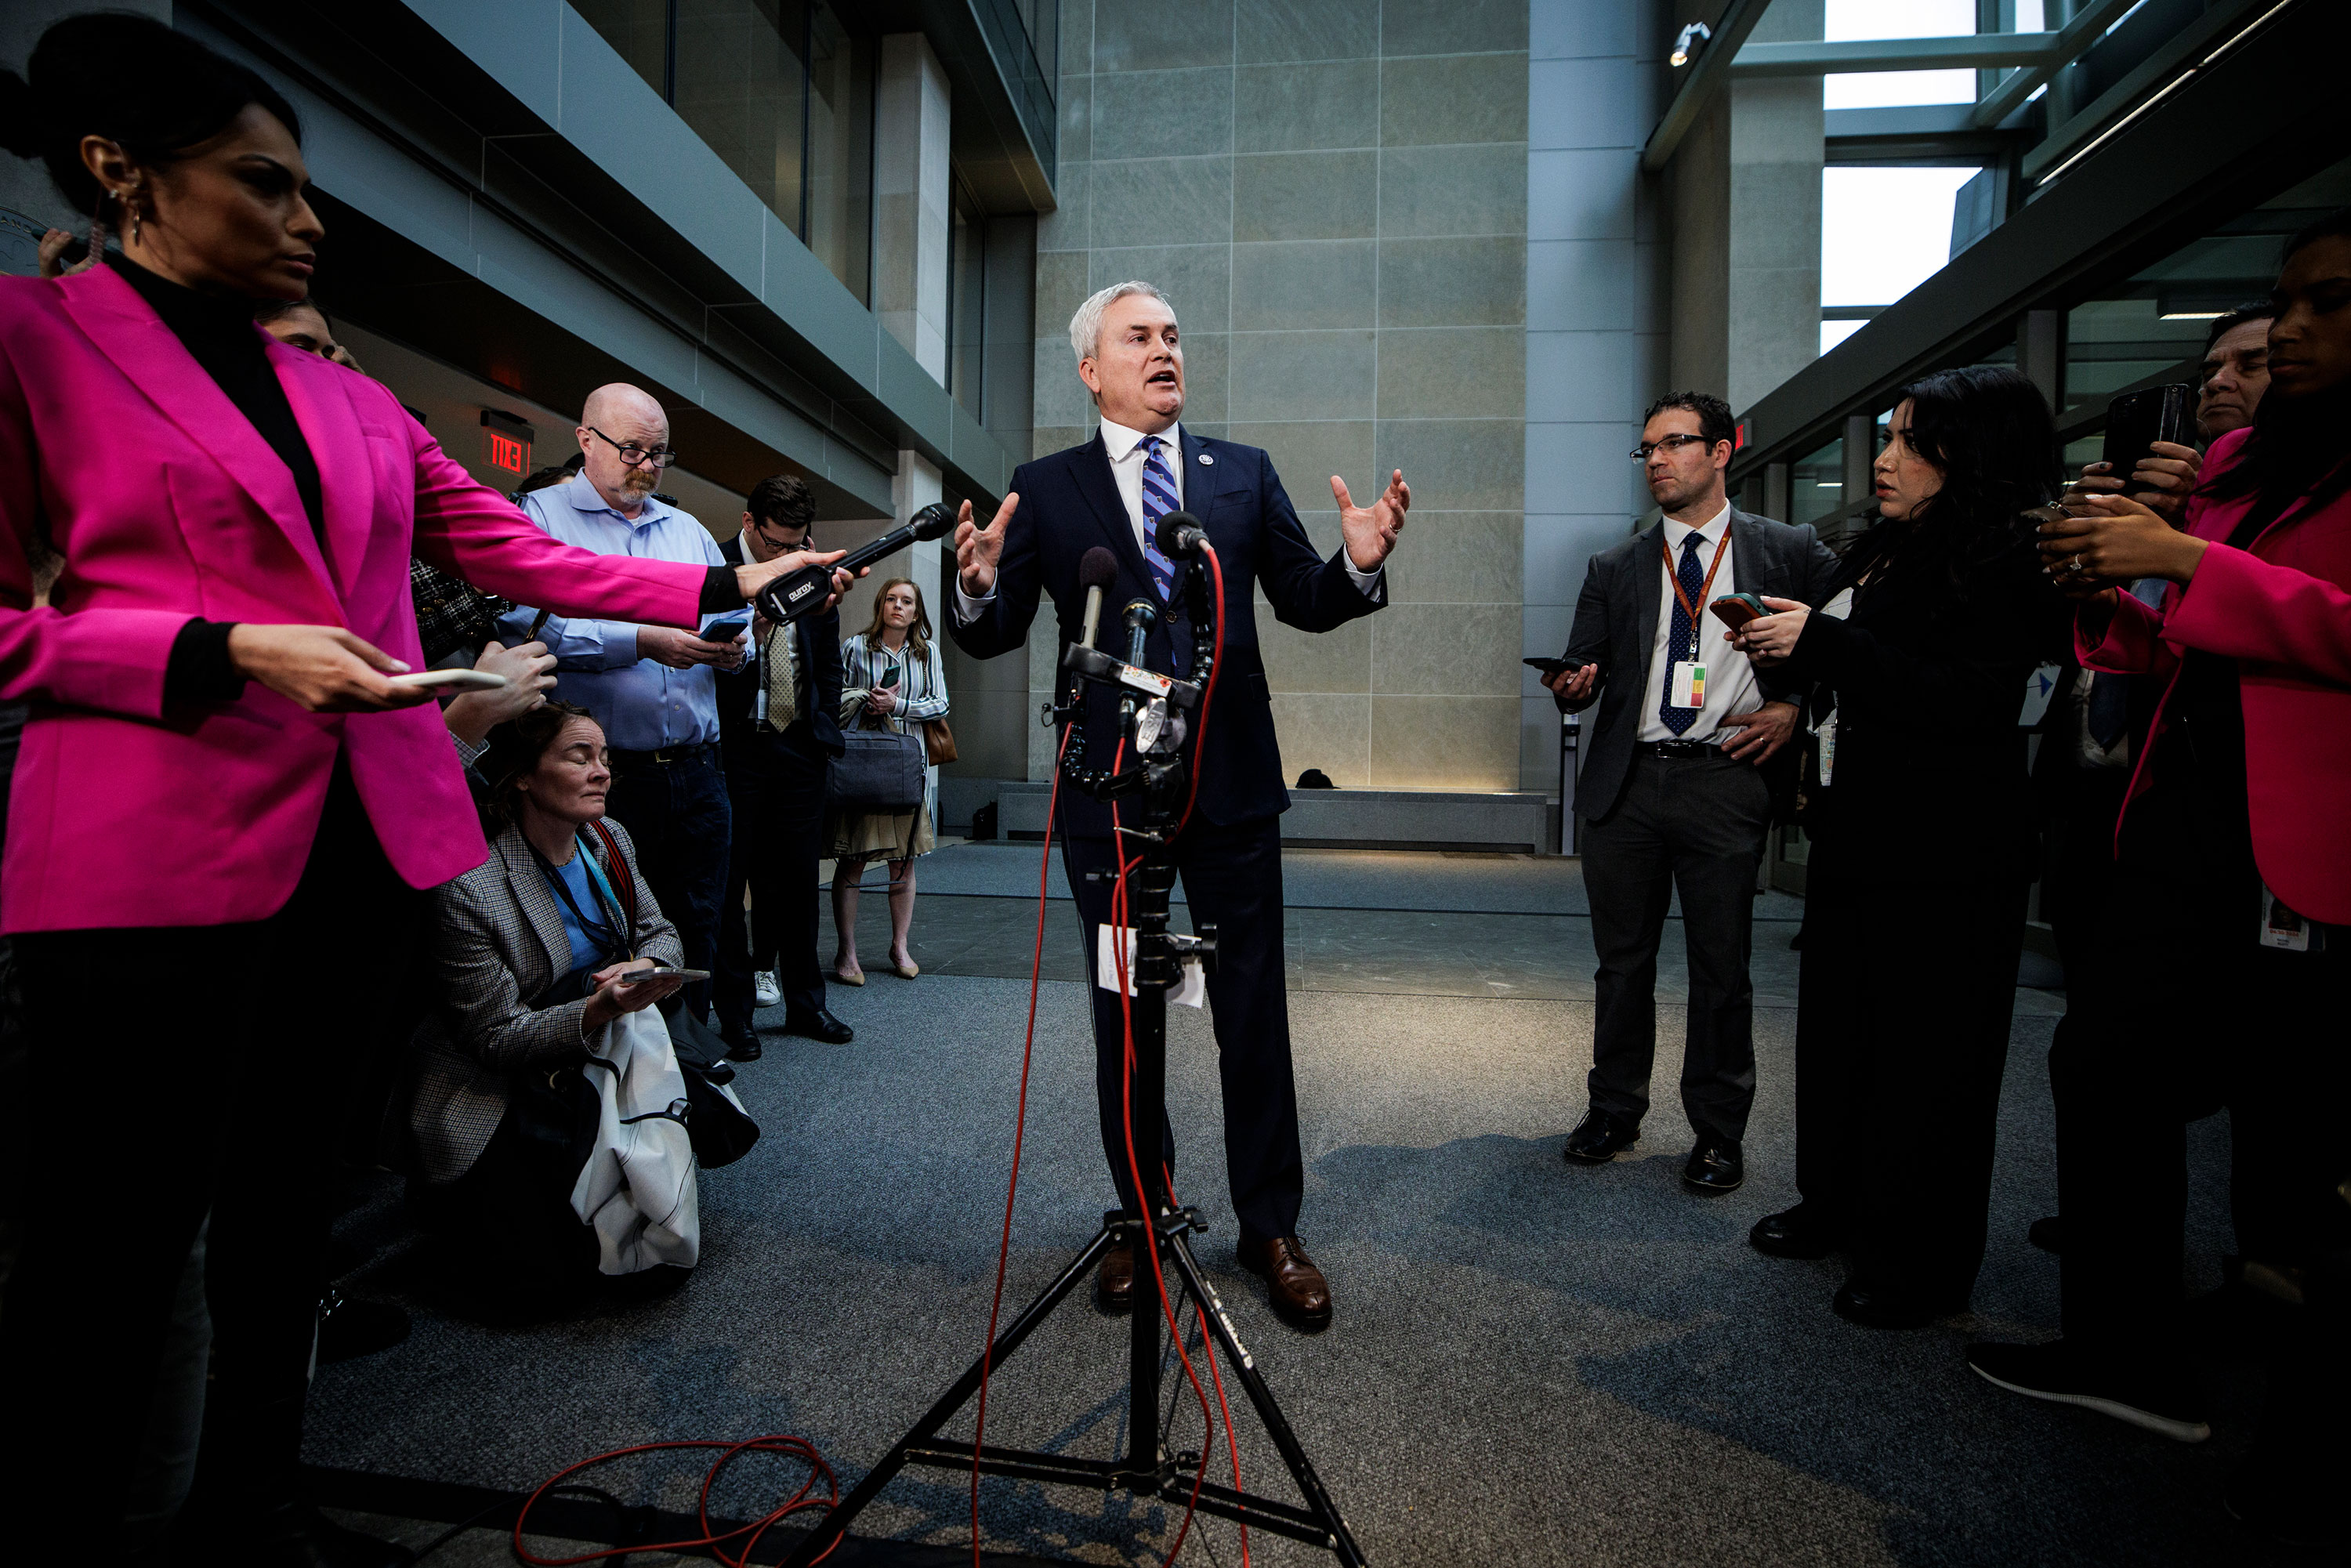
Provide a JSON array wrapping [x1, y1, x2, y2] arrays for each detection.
[[0, 769, 422, 1555], [2052, 836, 2351, 1362], [605, 745, 730, 1019], [1581, 750, 1772, 1141], [1795, 863, 2027, 1300], [715, 733, 829, 1036], [1060, 817, 1302, 1244]]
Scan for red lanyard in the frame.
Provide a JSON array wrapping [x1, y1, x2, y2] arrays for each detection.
[[1665, 525, 1731, 631]]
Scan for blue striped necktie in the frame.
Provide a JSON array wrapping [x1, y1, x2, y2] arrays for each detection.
[[1139, 436, 1179, 602]]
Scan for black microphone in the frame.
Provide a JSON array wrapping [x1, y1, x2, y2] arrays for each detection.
[[1154, 510, 1207, 560], [753, 501, 955, 625], [1077, 546, 1119, 650], [1122, 598, 1157, 670]]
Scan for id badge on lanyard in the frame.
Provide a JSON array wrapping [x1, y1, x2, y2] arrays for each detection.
[[753, 629, 769, 725], [1665, 526, 1732, 717]]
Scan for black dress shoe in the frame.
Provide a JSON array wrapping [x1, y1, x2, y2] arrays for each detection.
[[721, 1032, 762, 1063], [1682, 1135, 1743, 1194], [1832, 1277, 1967, 1330], [783, 1009, 853, 1044], [1749, 1203, 1840, 1259], [1561, 1107, 1639, 1164]]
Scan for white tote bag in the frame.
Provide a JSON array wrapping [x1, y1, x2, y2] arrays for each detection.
[[569, 1006, 701, 1275]]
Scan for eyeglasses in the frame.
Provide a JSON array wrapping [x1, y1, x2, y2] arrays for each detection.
[[585, 426, 679, 469], [1630, 433, 1715, 462]]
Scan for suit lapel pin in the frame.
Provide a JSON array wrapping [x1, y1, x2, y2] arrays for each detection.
[[1198, 452, 1213, 465]]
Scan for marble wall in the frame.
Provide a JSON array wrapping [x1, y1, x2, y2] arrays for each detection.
[[1029, 0, 1533, 790]]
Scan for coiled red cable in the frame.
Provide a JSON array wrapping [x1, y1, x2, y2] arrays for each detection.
[[510, 1434, 838, 1566]]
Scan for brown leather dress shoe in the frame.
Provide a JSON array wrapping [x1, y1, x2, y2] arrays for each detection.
[[1239, 1234, 1333, 1331], [1096, 1241, 1135, 1313]]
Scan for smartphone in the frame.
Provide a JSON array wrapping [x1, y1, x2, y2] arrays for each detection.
[[1709, 592, 1769, 632], [388, 668, 509, 692], [2101, 384, 2195, 481], [614, 965, 708, 984], [1523, 657, 1589, 678], [700, 611, 752, 640], [879, 665, 902, 688]]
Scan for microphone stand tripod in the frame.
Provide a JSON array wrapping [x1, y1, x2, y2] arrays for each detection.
[[779, 569, 1366, 1567]]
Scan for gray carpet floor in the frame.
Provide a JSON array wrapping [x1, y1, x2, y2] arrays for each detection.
[[310, 861, 2302, 1566]]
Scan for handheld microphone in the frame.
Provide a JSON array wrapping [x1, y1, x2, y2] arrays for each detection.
[[1153, 510, 1207, 560], [753, 501, 955, 626], [1077, 547, 1119, 651]]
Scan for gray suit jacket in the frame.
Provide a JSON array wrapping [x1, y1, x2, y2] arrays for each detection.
[[1559, 507, 1841, 824], [406, 819, 683, 1186]]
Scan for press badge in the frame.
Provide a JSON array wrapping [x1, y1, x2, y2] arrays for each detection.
[[1670, 661, 1706, 710], [2259, 882, 2321, 952]]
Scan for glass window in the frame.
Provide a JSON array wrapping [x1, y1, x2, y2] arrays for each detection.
[[1822, 0, 1977, 110], [1791, 436, 1846, 531], [949, 185, 987, 419], [573, 0, 668, 96], [575, 1, 874, 301], [806, 7, 873, 303], [1821, 166, 1985, 312]]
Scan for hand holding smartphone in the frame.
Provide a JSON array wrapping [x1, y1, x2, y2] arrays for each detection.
[[387, 668, 510, 693], [1522, 657, 1588, 678], [1708, 592, 1768, 632], [616, 965, 709, 984]]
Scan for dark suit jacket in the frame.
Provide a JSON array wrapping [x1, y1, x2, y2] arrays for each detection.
[[1559, 507, 1841, 822], [715, 534, 843, 762], [1784, 523, 2072, 889], [950, 428, 1384, 836]]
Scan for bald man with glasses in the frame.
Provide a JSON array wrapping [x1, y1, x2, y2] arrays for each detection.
[[501, 383, 747, 1019]]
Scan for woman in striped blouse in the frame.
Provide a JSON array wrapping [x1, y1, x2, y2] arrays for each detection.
[[828, 578, 949, 982]]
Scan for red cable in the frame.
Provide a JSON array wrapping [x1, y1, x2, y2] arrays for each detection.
[[1164, 1161, 1251, 1568], [511, 1435, 838, 1567], [968, 721, 1073, 1564]]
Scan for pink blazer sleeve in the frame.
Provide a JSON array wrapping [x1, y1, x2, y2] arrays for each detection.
[[402, 415, 708, 628], [2162, 540, 2351, 685], [2075, 591, 2175, 680]]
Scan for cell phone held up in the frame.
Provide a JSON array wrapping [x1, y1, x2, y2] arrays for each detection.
[[1708, 592, 1768, 632], [2100, 383, 2195, 483], [1523, 657, 1588, 679]]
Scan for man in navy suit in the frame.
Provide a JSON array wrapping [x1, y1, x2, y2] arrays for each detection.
[[949, 281, 1410, 1330]]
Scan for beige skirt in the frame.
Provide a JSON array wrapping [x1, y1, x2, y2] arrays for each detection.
[[826, 795, 935, 861]]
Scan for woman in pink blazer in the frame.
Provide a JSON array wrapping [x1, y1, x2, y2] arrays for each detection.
[[1969, 209, 2351, 1535], [0, 19, 843, 1563]]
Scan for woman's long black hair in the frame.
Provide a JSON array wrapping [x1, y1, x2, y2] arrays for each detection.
[[1841, 364, 2060, 599], [2202, 207, 2351, 514], [0, 13, 302, 225]]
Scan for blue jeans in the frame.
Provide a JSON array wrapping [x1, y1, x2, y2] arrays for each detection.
[[604, 745, 731, 1019]]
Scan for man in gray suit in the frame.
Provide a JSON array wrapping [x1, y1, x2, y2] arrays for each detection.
[[1545, 392, 1838, 1194]]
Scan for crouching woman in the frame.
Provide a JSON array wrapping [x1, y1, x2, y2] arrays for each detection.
[[407, 701, 700, 1309]]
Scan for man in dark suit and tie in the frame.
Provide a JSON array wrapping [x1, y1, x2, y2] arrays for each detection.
[[1546, 392, 1838, 1195], [949, 281, 1409, 1330], [713, 474, 854, 1056]]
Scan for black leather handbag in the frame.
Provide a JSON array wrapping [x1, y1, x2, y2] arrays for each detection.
[[828, 726, 926, 812]]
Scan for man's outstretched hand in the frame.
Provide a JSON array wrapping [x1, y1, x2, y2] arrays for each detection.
[[1335, 469, 1410, 573], [955, 492, 1020, 598]]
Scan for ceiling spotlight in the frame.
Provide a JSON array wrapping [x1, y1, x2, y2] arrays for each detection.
[[1670, 21, 1712, 69]]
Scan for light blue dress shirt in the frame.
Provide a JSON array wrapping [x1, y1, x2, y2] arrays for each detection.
[[500, 476, 729, 751]]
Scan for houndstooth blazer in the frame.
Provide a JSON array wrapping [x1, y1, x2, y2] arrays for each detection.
[[406, 818, 682, 1186]]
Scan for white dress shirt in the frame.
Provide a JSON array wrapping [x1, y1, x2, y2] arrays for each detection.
[[955, 416, 1384, 623], [1636, 500, 1766, 744]]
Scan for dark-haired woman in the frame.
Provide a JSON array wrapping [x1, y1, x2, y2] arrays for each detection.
[[1736, 367, 2069, 1329], [407, 703, 688, 1302], [1970, 214, 2351, 1528], [0, 15, 843, 1559]]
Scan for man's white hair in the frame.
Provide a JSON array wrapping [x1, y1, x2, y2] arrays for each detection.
[[1068, 281, 1174, 364]]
